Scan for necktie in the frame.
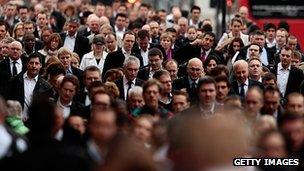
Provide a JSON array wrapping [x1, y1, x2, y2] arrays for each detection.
[[126, 81, 132, 99], [12, 61, 18, 76], [191, 82, 196, 94], [240, 83, 245, 98], [200, 50, 206, 62]]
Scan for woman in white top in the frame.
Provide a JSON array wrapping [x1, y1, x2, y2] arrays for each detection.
[[80, 35, 108, 72], [216, 17, 249, 52]]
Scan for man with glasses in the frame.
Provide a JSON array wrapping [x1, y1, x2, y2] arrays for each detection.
[[173, 58, 204, 104]]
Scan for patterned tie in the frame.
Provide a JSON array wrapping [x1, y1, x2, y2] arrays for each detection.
[[200, 50, 206, 62]]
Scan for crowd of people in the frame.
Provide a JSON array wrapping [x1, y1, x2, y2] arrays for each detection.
[[0, 0, 304, 170]]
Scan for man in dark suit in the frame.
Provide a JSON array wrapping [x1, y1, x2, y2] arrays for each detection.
[[270, 46, 304, 99], [6, 53, 52, 119], [115, 56, 144, 100], [174, 31, 223, 65], [137, 48, 163, 81], [230, 59, 263, 98], [173, 58, 204, 104], [60, 18, 90, 60], [182, 76, 222, 117], [102, 31, 142, 78], [235, 30, 276, 68], [132, 29, 152, 67], [0, 41, 27, 96], [58, 47, 84, 91]]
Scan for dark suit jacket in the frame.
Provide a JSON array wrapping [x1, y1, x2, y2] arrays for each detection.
[[137, 67, 151, 81], [270, 65, 304, 97], [230, 79, 264, 96], [102, 49, 143, 78], [71, 66, 84, 92], [6, 73, 52, 108], [172, 76, 199, 104], [77, 26, 91, 37], [174, 42, 224, 65], [181, 103, 223, 117], [115, 77, 144, 100], [60, 33, 90, 59], [0, 57, 27, 96]]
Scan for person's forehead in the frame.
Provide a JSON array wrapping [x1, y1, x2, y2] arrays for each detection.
[[249, 60, 261, 65], [10, 42, 22, 48], [249, 45, 259, 49], [200, 83, 216, 89]]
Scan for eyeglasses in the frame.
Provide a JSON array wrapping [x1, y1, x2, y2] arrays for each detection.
[[188, 67, 201, 72]]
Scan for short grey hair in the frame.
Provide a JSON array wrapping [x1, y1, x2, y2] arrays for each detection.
[[123, 56, 140, 68], [128, 86, 143, 97], [233, 59, 248, 70]]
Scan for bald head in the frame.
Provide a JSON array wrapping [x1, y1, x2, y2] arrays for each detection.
[[233, 60, 249, 84]]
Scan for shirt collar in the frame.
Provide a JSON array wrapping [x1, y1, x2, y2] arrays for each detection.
[[10, 58, 22, 64], [238, 79, 249, 86], [123, 76, 135, 85], [57, 98, 72, 107], [122, 47, 130, 55], [278, 62, 291, 71], [66, 32, 77, 38], [115, 25, 125, 32], [23, 72, 39, 82]]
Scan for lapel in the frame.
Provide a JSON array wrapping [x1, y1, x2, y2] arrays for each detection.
[[232, 80, 240, 94], [33, 76, 42, 92], [5, 58, 12, 77], [74, 35, 80, 52]]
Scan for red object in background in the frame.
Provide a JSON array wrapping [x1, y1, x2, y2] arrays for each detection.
[[238, 0, 304, 50]]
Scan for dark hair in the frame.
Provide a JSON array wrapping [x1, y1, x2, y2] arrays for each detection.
[[204, 31, 216, 39], [209, 65, 229, 77], [165, 27, 177, 33], [137, 29, 150, 39], [115, 13, 127, 20], [148, 48, 163, 60], [84, 65, 101, 79], [27, 52, 43, 64], [214, 75, 230, 87], [279, 113, 303, 128], [190, 5, 201, 13], [278, 20, 289, 32], [252, 30, 265, 37], [278, 45, 293, 56], [248, 43, 263, 53], [0, 21, 9, 32], [263, 85, 280, 96], [17, 5, 28, 12], [262, 72, 277, 83], [173, 90, 190, 102], [227, 38, 245, 56], [46, 62, 66, 78], [203, 55, 219, 71], [263, 23, 276, 32], [60, 74, 80, 92], [139, 3, 150, 9], [46, 33, 62, 50], [142, 79, 163, 94], [88, 80, 105, 93], [197, 76, 216, 90], [122, 30, 135, 40], [153, 70, 170, 80], [230, 17, 243, 26]]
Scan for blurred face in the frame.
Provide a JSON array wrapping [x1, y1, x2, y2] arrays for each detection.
[[266, 28, 276, 40], [161, 37, 172, 50], [252, 35, 265, 47], [244, 90, 263, 116], [276, 30, 287, 46], [201, 34, 214, 51], [168, 31, 177, 43], [6, 5, 16, 17], [159, 74, 172, 94], [280, 48, 292, 69], [19, 8, 29, 22], [165, 62, 178, 80], [24, 23, 34, 34], [144, 84, 160, 107], [191, 9, 200, 21], [50, 37, 60, 50], [93, 43, 105, 54], [95, 5, 105, 17], [0, 25, 7, 40], [58, 53, 72, 68], [249, 59, 262, 78], [84, 70, 101, 88], [187, 60, 203, 80], [41, 30, 52, 43], [263, 91, 280, 115], [37, 13, 48, 28], [149, 22, 159, 37], [138, 37, 149, 51], [231, 21, 242, 36], [206, 59, 217, 73], [263, 79, 277, 88], [124, 61, 139, 81], [232, 41, 241, 52], [172, 94, 189, 113], [281, 120, 304, 152], [286, 95, 304, 115], [92, 93, 111, 111], [291, 57, 300, 68], [89, 19, 100, 34], [123, 34, 135, 52], [115, 16, 126, 30], [239, 7, 248, 19], [10, 42, 23, 60], [234, 63, 249, 84], [60, 81, 76, 103], [27, 57, 41, 78], [216, 81, 229, 102], [139, 6, 148, 18], [198, 83, 217, 105], [68, 116, 86, 135], [71, 56, 79, 68], [23, 35, 35, 49], [15, 24, 24, 38], [261, 133, 287, 158], [287, 38, 297, 50], [134, 118, 152, 143], [89, 111, 117, 144], [67, 22, 79, 36], [149, 55, 162, 71], [178, 20, 188, 35], [187, 28, 197, 41], [248, 44, 260, 57], [0, 42, 10, 57], [106, 34, 117, 52], [129, 94, 144, 110]]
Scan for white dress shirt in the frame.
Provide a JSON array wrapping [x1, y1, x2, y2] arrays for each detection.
[[123, 76, 135, 100], [266, 38, 277, 48], [277, 63, 290, 96], [80, 51, 108, 71], [63, 33, 76, 52], [10, 58, 22, 76], [140, 47, 149, 66], [23, 72, 38, 119], [57, 98, 72, 119], [115, 25, 126, 40], [238, 79, 249, 95]]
